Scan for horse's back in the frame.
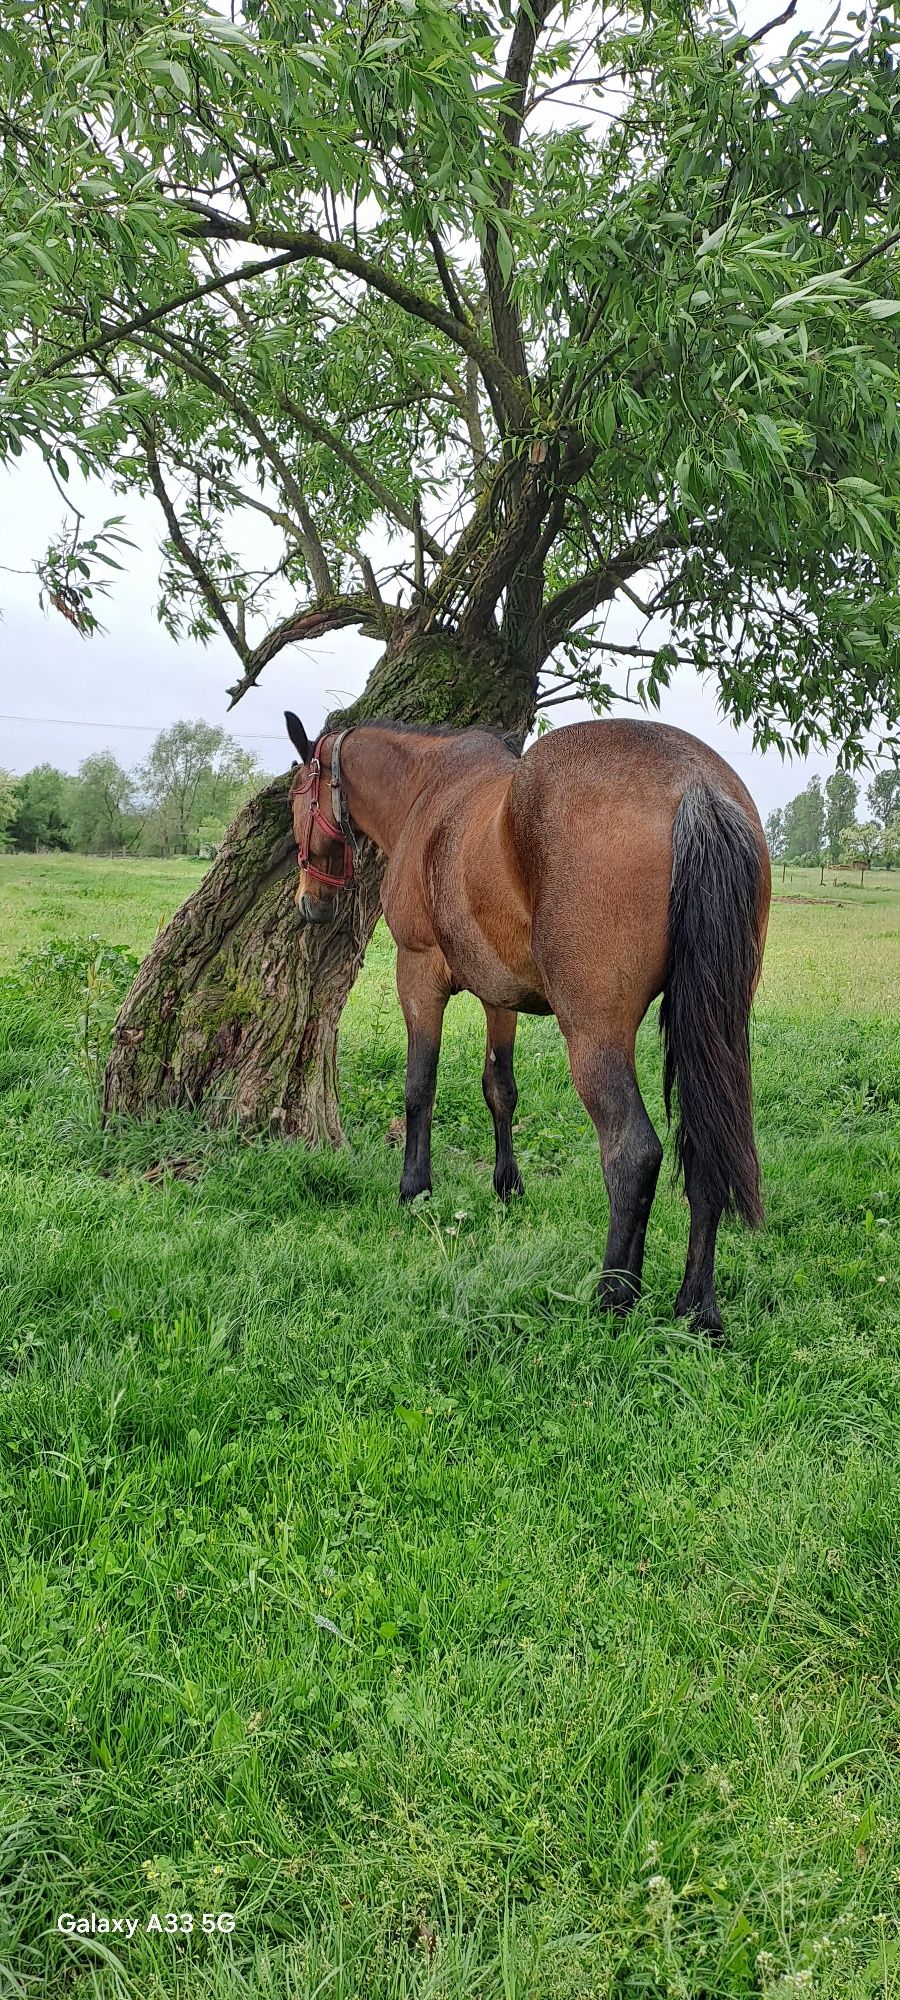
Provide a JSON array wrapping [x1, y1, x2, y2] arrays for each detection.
[[504, 720, 767, 1035], [515, 718, 758, 814], [508, 719, 764, 876]]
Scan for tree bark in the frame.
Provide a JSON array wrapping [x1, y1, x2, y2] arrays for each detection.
[[103, 624, 536, 1141]]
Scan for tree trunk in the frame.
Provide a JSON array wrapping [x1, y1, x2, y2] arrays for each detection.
[[103, 624, 536, 1141]]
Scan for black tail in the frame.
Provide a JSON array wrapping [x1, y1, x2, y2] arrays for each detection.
[[660, 783, 763, 1226]]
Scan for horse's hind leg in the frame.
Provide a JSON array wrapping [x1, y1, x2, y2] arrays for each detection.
[[567, 1038, 663, 1315], [675, 1159, 725, 1344], [396, 947, 450, 1202], [482, 1007, 524, 1200]]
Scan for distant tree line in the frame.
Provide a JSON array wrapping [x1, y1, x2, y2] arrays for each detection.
[[765, 770, 900, 870], [0, 721, 266, 859]]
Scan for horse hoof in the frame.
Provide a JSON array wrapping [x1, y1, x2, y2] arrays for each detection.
[[675, 1296, 725, 1345], [597, 1272, 639, 1317], [399, 1180, 431, 1204], [494, 1169, 524, 1202]]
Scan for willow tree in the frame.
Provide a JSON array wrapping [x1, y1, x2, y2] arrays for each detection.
[[3, 0, 900, 1138]]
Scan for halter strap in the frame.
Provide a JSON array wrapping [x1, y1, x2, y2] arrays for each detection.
[[296, 727, 359, 890], [329, 729, 360, 857]]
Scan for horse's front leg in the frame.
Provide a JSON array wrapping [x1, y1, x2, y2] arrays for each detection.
[[396, 947, 450, 1202], [482, 1006, 524, 1200]]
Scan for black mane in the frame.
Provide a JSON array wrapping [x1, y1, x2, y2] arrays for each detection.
[[360, 718, 522, 755]]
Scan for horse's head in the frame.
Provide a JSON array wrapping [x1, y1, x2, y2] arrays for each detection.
[[286, 712, 357, 925]]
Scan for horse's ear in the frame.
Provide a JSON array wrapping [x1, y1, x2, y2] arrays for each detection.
[[285, 711, 311, 763]]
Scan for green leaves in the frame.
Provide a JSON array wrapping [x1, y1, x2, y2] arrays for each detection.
[[210, 1708, 246, 1756], [2, 0, 900, 755]]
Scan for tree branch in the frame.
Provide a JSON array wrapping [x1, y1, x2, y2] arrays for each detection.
[[274, 388, 445, 560], [535, 689, 595, 710], [226, 593, 397, 706], [412, 499, 426, 600], [545, 638, 688, 661], [357, 552, 382, 605], [206, 481, 305, 541], [132, 329, 335, 598], [176, 199, 529, 427], [844, 226, 900, 280], [481, 0, 555, 389], [535, 526, 683, 664], [143, 434, 247, 661], [458, 460, 551, 642], [464, 354, 491, 490], [32, 250, 301, 383], [425, 481, 496, 624], [734, 0, 798, 59], [139, 364, 398, 706], [424, 219, 472, 327], [494, 0, 558, 215], [502, 489, 566, 658]]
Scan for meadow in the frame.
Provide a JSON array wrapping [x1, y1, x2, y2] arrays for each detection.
[[0, 851, 898, 1999]]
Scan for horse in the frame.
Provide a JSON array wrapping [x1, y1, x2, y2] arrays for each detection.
[[285, 713, 771, 1342]]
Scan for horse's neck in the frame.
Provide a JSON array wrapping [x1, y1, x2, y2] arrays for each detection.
[[342, 728, 436, 854]]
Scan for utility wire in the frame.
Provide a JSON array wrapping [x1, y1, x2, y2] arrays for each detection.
[[0, 711, 288, 744]]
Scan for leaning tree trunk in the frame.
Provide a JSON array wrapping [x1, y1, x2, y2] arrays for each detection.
[[103, 624, 536, 1142]]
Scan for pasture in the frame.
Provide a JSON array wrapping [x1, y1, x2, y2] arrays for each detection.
[[0, 852, 898, 1998]]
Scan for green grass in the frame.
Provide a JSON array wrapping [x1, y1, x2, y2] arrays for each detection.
[[0, 852, 207, 970], [0, 853, 898, 1999]]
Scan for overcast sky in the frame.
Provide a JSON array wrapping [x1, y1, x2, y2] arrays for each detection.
[[0, 0, 876, 819]]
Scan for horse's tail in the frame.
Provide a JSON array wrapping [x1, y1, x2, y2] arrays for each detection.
[[660, 783, 764, 1226]]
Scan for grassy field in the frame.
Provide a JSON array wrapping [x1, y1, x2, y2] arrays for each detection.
[[0, 852, 898, 2000]]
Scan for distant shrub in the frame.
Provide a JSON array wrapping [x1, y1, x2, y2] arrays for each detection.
[[17, 935, 138, 1004], [17, 936, 139, 1098]]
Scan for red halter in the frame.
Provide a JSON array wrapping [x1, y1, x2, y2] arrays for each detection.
[[295, 730, 359, 890]]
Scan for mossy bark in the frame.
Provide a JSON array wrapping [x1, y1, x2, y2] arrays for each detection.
[[103, 626, 537, 1141]]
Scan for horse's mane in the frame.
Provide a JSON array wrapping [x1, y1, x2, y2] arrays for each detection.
[[362, 719, 522, 755]]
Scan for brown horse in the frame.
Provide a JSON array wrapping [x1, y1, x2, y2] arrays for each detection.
[[285, 714, 771, 1341]]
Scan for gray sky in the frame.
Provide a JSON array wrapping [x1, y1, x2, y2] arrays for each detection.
[[0, 0, 874, 818]]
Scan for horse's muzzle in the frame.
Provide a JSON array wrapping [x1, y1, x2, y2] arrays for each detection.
[[298, 892, 335, 925]]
